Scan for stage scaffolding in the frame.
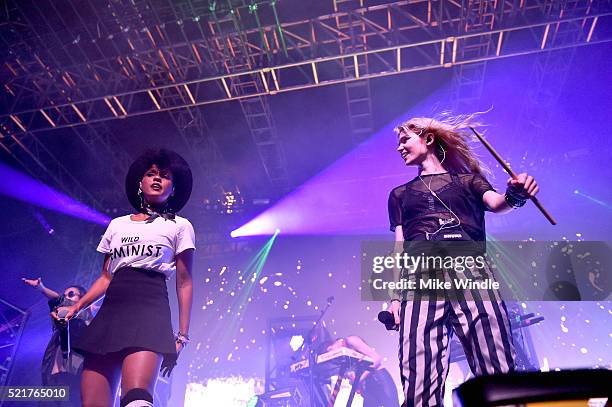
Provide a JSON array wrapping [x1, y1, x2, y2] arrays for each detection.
[[1, 0, 610, 198], [0, 298, 29, 407]]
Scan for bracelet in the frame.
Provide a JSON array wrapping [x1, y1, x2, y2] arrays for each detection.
[[390, 299, 401, 304], [504, 190, 527, 209], [175, 332, 190, 346]]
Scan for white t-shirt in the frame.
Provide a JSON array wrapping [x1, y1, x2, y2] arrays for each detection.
[[97, 214, 195, 279]]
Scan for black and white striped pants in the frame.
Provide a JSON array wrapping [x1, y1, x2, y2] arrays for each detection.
[[398, 297, 515, 407]]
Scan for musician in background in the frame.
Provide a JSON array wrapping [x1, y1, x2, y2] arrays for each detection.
[[322, 336, 400, 407], [22, 277, 94, 407]]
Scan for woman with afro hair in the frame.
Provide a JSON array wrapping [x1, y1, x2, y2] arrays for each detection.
[[54, 149, 195, 407]]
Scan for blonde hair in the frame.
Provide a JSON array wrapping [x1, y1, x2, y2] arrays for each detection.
[[394, 112, 491, 176]]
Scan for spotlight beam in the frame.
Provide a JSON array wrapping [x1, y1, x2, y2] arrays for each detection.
[[0, 162, 111, 225]]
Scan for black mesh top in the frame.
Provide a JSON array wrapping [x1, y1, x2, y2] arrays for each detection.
[[388, 172, 495, 241]]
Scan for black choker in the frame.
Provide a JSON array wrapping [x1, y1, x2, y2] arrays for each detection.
[[141, 204, 175, 223]]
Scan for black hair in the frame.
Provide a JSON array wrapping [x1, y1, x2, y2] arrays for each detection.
[[66, 285, 87, 296], [135, 149, 189, 180], [132, 149, 190, 212]]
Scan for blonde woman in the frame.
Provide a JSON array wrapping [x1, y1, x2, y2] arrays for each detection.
[[387, 115, 538, 407]]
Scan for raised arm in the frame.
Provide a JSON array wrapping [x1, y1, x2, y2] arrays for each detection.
[[22, 277, 60, 300]]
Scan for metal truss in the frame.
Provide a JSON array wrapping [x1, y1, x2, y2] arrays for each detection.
[[72, 122, 133, 199], [0, 118, 132, 211], [450, 0, 499, 112], [207, 5, 290, 189], [513, 0, 592, 172], [0, 130, 109, 210], [169, 107, 227, 192], [1, 0, 610, 200], [2, 0, 610, 135], [77, 0, 289, 189], [237, 95, 290, 189], [0, 0, 133, 209], [100, 1, 233, 192], [0, 298, 29, 403], [334, 0, 375, 146]]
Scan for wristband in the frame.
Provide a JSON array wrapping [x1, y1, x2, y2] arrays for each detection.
[[504, 190, 527, 208], [175, 332, 190, 346]]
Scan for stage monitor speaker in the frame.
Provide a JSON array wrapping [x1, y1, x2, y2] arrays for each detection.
[[452, 369, 611, 407]]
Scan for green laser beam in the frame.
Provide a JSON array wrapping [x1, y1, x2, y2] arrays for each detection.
[[219, 230, 280, 343]]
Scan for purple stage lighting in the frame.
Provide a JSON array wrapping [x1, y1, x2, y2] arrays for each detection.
[[230, 91, 455, 238], [32, 210, 55, 234], [231, 121, 415, 237], [230, 78, 574, 238], [1, 162, 111, 225]]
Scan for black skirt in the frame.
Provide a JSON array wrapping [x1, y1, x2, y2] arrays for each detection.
[[73, 267, 177, 368]]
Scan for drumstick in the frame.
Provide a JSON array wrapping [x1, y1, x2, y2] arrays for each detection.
[[469, 126, 557, 225]]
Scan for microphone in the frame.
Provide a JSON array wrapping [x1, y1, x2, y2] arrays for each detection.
[[57, 308, 70, 320], [55, 305, 71, 359], [59, 325, 70, 359], [377, 311, 399, 331]]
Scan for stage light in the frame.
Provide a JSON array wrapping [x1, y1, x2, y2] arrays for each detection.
[[289, 335, 304, 351], [0, 162, 110, 225], [229, 129, 404, 236], [573, 190, 611, 209], [185, 378, 262, 407], [32, 210, 55, 235], [204, 188, 247, 215], [223, 191, 238, 214], [231, 217, 277, 237], [229, 89, 456, 237]]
